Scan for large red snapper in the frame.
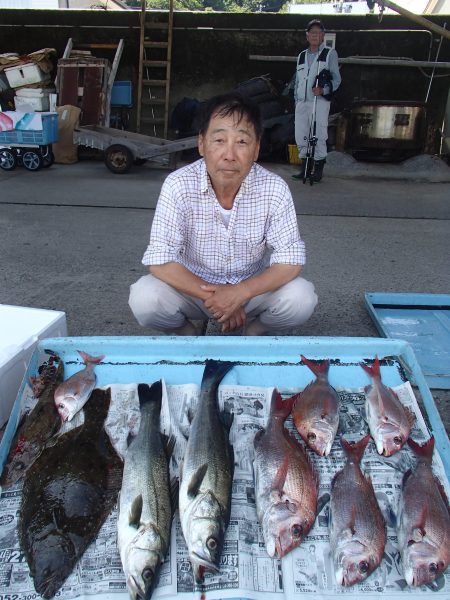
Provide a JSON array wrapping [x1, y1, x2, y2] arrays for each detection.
[[361, 356, 415, 456], [54, 351, 104, 422], [398, 437, 450, 587], [292, 355, 339, 457], [253, 389, 318, 559], [330, 435, 386, 587]]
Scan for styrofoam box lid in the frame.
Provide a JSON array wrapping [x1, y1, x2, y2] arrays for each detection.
[[0, 304, 67, 366], [16, 88, 55, 98]]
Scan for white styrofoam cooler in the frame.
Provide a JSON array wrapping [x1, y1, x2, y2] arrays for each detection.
[[14, 95, 50, 112], [0, 304, 67, 428], [4, 63, 50, 89]]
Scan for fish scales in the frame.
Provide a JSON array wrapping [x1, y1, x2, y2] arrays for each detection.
[[117, 381, 173, 600], [254, 389, 318, 559], [0, 357, 63, 488], [179, 359, 234, 584], [330, 435, 385, 587], [398, 437, 450, 587], [19, 388, 123, 600]]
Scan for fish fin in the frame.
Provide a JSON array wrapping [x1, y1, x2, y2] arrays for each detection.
[[412, 526, 425, 543], [187, 463, 208, 499], [434, 477, 450, 512], [361, 355, 381, 379], [269, 388, 295, 420], [170, 477, 179, 512], [340, 434, 371, 464], [271, 454, 289, 495], [342, 526, 355, 540], [187, 405, 195, 424], [137, 381, 162, 410], [219, 409, 234, 432], [129, 494, 143, 528], [77, 350, 105, 365], [253, 428, 265, 448], [163, 433, 177, 458], [300, 355, 330, 377], [407, 436, 434, 463]]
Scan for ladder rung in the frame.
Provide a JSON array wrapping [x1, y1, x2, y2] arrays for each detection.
[[140, 117, 166, 125], [143, 79, 168, 87], [142, 98, 166, 106], [145, 22, 169, 30], [143, 60, 168, 67], [144, 41, 169, 49]]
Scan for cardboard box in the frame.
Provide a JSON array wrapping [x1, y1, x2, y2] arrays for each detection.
[[4, 63, 50, 89], [0, 304, 67, 428]]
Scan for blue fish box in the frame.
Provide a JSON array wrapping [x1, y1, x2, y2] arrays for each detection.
[[1, 336, 449, 481], [111, 81, 132, 107]]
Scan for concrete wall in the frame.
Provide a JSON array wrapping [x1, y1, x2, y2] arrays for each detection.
[[1, 9, 449, 140]]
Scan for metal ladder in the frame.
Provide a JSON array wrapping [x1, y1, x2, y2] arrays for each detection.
[[137, 0, 173, 138]]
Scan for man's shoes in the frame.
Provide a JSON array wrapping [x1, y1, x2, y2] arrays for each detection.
[[312, 159, 326, 182], [291, 158, 306, 180]]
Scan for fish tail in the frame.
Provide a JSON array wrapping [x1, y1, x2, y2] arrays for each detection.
[[269, 389, 295, 420], [203, 359, 234, 386], [78, 350, 105, 365], [361, 356, 380, 379], [300, 355, 330, 377], [407, 436, 434, 463], [341, 434, 371, 463], [137, 381, 162, 412]]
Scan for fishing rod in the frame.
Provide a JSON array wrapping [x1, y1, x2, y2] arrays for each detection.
[[303, 57, 322, 185]]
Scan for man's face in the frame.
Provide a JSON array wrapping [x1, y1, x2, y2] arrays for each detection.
[[306, 26, 325, 46], [198, 111, 260, 192]]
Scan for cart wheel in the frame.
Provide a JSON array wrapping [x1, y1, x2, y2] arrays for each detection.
[[22, 150, 43, 171], [104, 144, 134, 174], [0, 148, 17, 171], [42, 150, 55, 168]]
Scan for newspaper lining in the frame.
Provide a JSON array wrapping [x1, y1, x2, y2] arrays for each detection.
[[0, 368, 449, 600]]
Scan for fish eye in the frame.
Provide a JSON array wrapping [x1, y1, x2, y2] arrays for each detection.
[[358, 561, 369, 573], [291, 524, 303, 539], [15, 461, 26, 471], [429, 563, 438, 574], [58, 403, 65, 410], [307, 432, 316, 441], [393, 436, 402, 446], [142, 567, 154, 582], [43, 567, 52, 578], [206, 536, 218, 550]]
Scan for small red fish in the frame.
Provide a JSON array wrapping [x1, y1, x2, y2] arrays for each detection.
[[54, 351, 104, 422], [398, 437, 450, 587], [291, 356, 339, 457], [361, 356, 415, 456]]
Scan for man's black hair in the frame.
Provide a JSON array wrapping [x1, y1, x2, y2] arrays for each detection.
[[198, 92, 263, 141], [306, 19, 325, 32]]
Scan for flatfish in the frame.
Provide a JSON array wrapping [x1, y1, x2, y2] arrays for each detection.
[[19, 387, 123, 599]]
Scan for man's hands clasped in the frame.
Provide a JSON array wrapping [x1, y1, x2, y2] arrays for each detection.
[[200, 283, 249, 332]]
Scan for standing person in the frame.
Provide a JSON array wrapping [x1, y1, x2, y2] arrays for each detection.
[[129, 92, 318, 336], [292, 19, 341, 182]]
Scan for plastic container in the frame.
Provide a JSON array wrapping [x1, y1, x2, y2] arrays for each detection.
[[111, 81, 132, 107], [288, 143, 300, 165], [0, 305, 67, 428], [4, 63, 50, 89], [0, 112, 59, 145]]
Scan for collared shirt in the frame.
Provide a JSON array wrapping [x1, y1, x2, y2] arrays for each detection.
[[295, 42, 341, 103], [142, 159, 306, 285]]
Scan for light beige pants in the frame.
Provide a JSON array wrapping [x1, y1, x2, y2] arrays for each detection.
[[295, 98, 330, 161], [129, 273, 318, 335]]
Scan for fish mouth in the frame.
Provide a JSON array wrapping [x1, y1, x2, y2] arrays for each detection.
[[335, 566, 344, 586], [191, 551, 220, 574]]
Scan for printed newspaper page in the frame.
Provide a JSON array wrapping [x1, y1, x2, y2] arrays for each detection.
[[0, 369, 449, 600]]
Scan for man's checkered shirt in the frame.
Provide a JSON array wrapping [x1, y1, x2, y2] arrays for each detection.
[[142, 159, 306, 285]]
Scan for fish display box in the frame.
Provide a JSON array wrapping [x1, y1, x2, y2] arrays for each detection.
[[0, 305, 67, 428], [0, 336, 449, 600]]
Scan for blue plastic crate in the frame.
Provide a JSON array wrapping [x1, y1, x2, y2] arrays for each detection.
[[0, 112, 58, 145], [111, 80, 132, 107]]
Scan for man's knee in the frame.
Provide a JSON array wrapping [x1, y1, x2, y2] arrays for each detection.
[[284, 278, 318, 323], [128, 276, 159, 327]]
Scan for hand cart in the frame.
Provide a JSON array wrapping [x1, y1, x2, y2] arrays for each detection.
[[73, 125, 199, 174], [0, 113, 58, 172]]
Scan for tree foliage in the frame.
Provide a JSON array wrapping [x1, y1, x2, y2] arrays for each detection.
[[133, 0, 290, 12]]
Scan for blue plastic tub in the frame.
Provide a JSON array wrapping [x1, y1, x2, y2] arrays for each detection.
[[1, 335, 449, 480], [0, 112, 59, 145], [111, 80, 132, 107]]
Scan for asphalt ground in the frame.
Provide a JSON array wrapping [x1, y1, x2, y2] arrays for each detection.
[[0, 153, 449, 433]]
